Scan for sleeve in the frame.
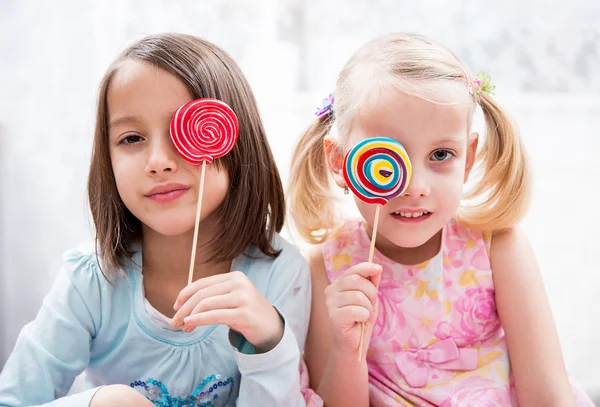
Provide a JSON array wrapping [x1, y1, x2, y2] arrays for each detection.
[[231, 252, 323, 407], [0, 248, 104, 407]]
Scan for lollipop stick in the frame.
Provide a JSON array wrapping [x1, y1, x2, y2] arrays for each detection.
[[368, 206, 381, 263], [188, 161, 207, 286], [358, 205, 381, 361]]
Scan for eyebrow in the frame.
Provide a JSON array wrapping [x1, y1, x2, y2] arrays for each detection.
[[109, 115, 142, 129], [432, 137, 465, 145], [109, 112, 178, 129]]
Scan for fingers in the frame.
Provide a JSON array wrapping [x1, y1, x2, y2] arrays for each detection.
[[333, 274, 379, 306], [327, 290, 373, 315], [330, 305, 371, 325], [182, 309, 239, 331], [324, 263, 382, 330], [172, 281, 232, 327], [368, 298, 380, 324], [327, 263, 382, 306], [191, 293, 238, 315], [342, 262, 383, 279], [174, 273, 232, 311]]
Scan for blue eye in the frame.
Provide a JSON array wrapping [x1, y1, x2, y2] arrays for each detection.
[[119, 134, 144, 145], [430, 149, 454, 161]]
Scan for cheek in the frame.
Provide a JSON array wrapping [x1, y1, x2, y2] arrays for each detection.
[[435, 170, 464, 191], [433, 166, 466, 210], [110, 153, 138, 197], [201, 167, 229, 207], [213, 173, 229, 199], [355, 199, 378, 222], [435, 158, 467, 185]]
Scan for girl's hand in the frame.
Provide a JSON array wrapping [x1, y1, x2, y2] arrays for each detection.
[[324, 262, 382, 354], [90, 385, 154, 407], [172, 271, 284, 353]]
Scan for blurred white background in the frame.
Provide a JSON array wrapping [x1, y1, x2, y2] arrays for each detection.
[[0, 0, 599, 401]]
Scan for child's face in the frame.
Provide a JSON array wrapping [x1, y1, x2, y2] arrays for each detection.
[[335, 84, 477, 250], [107, 59, 229, 237]]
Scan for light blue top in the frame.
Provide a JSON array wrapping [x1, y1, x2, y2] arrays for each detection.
[[0, 235, 311, 407]]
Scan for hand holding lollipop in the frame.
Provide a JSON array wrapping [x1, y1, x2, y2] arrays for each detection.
[[343, 136, 412, 360], [170, 99, 239, 285]]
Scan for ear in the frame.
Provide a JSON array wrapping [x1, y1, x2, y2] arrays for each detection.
[[323, 136, 346, 189], [464, 132, 479, 183]]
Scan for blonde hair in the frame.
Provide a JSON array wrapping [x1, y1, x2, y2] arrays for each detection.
[[288, 33, 531, 244]]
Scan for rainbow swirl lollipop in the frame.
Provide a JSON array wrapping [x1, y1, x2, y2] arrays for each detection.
[[343, 136, 412, 361], [343, 137, 412, 206], [170, 98, 239, 165]]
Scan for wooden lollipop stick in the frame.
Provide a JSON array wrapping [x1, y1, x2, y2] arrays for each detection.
[[358, 204, 381, 361], [188, 161, 207, 286], [368, 206, 381, 264]]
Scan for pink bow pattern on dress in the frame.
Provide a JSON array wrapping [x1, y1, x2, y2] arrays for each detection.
[[395, 338, 478, 388]]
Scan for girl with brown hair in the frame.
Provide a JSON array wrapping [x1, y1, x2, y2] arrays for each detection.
[[0, 33, 318, 407]]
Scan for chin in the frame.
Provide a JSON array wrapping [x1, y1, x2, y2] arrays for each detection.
[[379, 222, 444, 250], [386, 234, 433, 249], [143, 218, 195, 237]]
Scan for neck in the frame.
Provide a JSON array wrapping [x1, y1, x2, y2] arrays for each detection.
[[141, 219, 231, 286], [366, 224, 443, 266]]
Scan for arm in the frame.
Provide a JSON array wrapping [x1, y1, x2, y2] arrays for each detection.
[[233, 253, 317, 407], [491, 227, 576, 407], [0, 250, 102, 406], [304, 247, 379, 407]]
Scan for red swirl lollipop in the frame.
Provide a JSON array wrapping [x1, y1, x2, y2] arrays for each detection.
[[170, 99, 239, 165], [169, 99, 239, 286]]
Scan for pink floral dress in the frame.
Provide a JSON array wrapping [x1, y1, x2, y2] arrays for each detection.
[[322, 219, 593, 406]]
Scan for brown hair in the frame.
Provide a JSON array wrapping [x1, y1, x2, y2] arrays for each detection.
[[289, 32, 531, 244], [88, 33, 285, 276]]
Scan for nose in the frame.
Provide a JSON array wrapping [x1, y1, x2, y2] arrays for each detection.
[[401, 164, 429, 198], [145, 136, 179, 175]]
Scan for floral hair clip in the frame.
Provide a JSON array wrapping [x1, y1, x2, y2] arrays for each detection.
[[472, 71, 495, 95], [315, 93, 334, 117]]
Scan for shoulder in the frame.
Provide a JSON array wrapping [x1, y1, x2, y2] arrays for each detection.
[[61, 241, 105, 289], [305, 244, 332, 302], [42, 242, 117, 336], [490, 226, 530, 261], [269, 233, 308, 270], [323, 218, 364, 249], [246, 234, 310, 291], [489, 226, 537, 279], [306, 244, 326, 282], [59, 241, 129, 296], [316, 218, 365, 282], [272, 233, 330, 288], [239, 234, 314, 313]]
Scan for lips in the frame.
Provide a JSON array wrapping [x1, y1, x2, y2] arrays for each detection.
[[390, 209, 432, 223], [392, 210, 430, 218], [145, 183, 191, 203]]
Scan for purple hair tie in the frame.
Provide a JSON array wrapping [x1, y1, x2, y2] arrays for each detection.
[[315, 93, 334, 117]]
